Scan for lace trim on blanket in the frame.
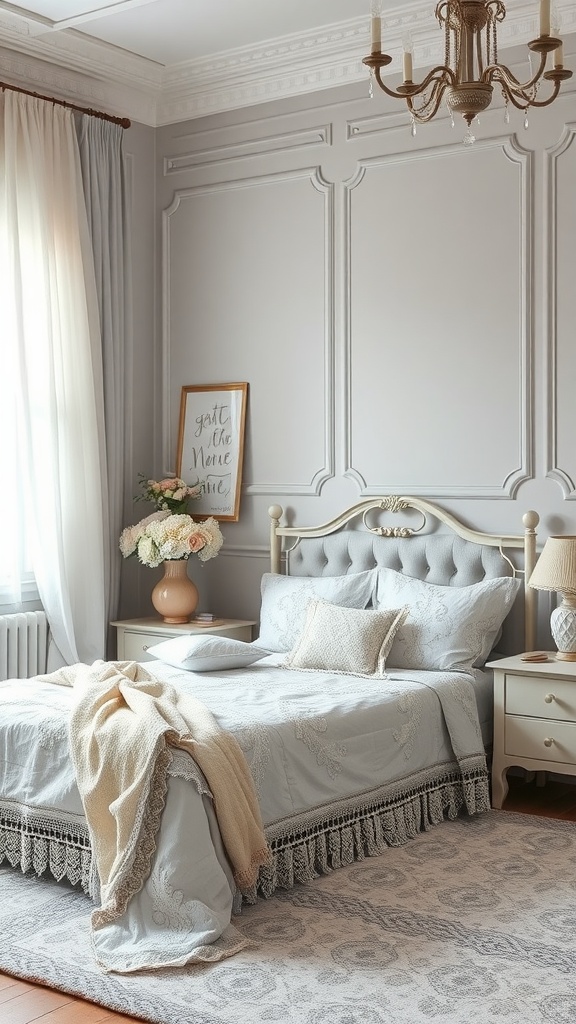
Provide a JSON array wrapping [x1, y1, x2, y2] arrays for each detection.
[[91, 745, 172, 929], [168, 748, 212, 798], [240, 756, 490, 902], [0, 748, 210, 900]]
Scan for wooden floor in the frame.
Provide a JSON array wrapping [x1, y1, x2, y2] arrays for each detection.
[[2, 774, 576, 1023], [500, 772, 576, 820]]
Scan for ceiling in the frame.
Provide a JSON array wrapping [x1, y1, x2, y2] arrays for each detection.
[[0, 0, 574, 126], [0, 1, 373, 65]]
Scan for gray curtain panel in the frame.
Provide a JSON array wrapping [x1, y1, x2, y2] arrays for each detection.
[[76, 115, 131, 651]]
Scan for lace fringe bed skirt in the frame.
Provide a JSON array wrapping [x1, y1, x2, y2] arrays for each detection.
[[0, 760, 490, 902]]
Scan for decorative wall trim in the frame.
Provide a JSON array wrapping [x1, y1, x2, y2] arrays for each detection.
[[244, 167, 336, 497], [342, 135, 534, 499], [544, 123, 576, 499], [162, 167, 336, 496], [339, 165, 364, 494], [347, 109, 425, 140], [218, 545, 269, 560], [1, 2, 575, 126], [164, 124, 331, 175]]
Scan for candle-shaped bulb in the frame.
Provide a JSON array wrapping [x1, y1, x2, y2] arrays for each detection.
[[540, 0, 551, 35], [371, 15, 381, 52], [554, 42, 564, 67], [402, 33, 413, 82], [370, 0, 382, 52]]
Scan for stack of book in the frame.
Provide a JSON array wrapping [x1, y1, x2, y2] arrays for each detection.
[[191, 612, 224, 626]]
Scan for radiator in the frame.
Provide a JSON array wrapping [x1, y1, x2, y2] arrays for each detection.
[[0, 611, 49, 681]]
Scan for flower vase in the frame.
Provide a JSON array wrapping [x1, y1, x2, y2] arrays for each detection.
[[151, 559, 199, 624]]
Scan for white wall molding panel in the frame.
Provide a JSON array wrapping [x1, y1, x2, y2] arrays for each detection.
[[344, 135, 534, 498], [545, 123, 576, 499], [162, 168, 335, 496]]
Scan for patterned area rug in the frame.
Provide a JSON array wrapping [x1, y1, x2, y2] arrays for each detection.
[[1, 809, 576, 1024]]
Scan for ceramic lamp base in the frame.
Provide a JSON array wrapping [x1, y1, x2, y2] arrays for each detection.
[[551, 596, 576, 661]]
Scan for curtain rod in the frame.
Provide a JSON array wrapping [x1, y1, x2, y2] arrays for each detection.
[[0, 79, 131, 128]]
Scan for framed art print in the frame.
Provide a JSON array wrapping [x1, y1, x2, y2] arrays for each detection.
[[176, 382, 248, 521]]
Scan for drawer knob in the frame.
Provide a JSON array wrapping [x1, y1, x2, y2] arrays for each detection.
[[544, 693, 555, 704], [142, 645, 149, 652], [543, 737, 554, 747]]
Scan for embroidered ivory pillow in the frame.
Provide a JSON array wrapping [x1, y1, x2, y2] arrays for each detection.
[[374, 567, 521, 672], [146, 634, 269, 672], [257, 570, 377, 653], [285, 599, 409, 677]]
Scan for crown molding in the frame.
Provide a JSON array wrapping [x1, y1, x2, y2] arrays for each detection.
[[0, 0, 574, 127], [0, 8, 160, 124]]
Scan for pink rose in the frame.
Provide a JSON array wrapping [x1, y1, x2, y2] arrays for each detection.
[[188, 533, 205, 553]]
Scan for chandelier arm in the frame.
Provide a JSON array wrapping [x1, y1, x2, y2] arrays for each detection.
[[373, 64, 453, 101], [407, 77, 451, 123], [488, 66, 563, 109], [492, 78, 559, 111], [484, 50, 546, 94], [519, 78, 562, 108], [498, 88, 534, 111]]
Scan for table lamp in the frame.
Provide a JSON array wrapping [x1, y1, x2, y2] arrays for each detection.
[[528, 536, 576, 660]]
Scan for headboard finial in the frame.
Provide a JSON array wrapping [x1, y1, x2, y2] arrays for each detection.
[[522, 509, 540, 532]]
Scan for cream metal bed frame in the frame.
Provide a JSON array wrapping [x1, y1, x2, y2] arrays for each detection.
[[268, 496, 540, 653]]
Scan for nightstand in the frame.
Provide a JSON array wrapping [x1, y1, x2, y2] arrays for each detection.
[[488, 653, 576, 809], [111, 617, 257, 662]]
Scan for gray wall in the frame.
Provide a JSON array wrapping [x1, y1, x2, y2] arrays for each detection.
[[121, 43, 576, 648]]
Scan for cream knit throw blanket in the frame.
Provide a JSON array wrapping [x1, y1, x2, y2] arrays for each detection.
[[38, 660, 271, 928]]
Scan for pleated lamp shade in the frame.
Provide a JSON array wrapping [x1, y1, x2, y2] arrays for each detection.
[[529, 537, 576, 660]]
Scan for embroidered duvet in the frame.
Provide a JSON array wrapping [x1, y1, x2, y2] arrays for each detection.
[[0, 655, 491, 972]]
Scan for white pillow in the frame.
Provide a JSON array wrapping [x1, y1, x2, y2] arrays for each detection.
[[285, 599, 409, 677], [257, 569, 377, 653], [374, 567, 521, 672], [146, 634, 269, 672]]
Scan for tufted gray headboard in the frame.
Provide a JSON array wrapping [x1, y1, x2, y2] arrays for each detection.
[[268, 496, 540, 655]]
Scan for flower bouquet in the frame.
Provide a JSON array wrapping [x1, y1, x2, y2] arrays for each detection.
[[119, 510, 223, 568], [135, 474, 202, 516], [120, 474, 224, 622], [120, 474, 223, 568]]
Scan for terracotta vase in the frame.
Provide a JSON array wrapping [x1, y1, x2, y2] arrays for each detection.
[[151, 559, 199, 624]]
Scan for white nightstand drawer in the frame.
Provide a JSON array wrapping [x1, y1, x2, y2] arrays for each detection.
[[122, 632, 160, 662], [505, 714, 576, 765], [111, 618, 257, 661], [505, 674, 576, 723]]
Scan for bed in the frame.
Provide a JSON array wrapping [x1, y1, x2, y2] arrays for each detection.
[[0, 496, 539, 973]]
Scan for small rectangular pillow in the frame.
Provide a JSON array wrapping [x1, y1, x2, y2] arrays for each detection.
[[374, 567, 521, 672], [146, 634, 269, 672], [257, 569, 377, 653], [285, 599, 409, 678]]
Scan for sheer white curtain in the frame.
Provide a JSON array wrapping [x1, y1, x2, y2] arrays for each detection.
[[0, 92, 108, 664]]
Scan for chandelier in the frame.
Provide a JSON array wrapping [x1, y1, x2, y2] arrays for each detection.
[[363, 0, 572, 143]]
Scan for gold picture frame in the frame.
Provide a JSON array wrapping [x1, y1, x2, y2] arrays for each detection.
[[176, 382, 248, 522]]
